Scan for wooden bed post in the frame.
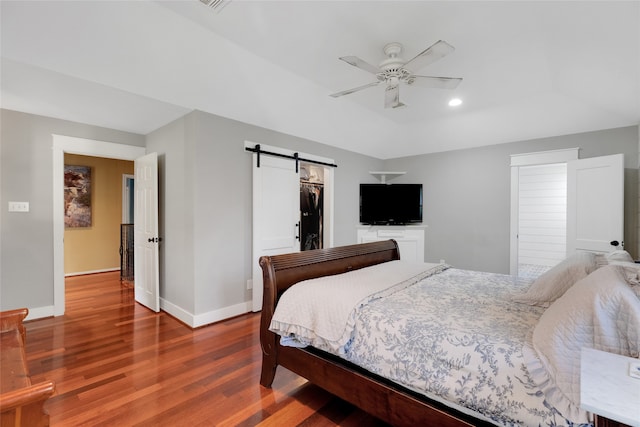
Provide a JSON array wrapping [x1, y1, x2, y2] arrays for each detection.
[[258, 256, 278, 387]]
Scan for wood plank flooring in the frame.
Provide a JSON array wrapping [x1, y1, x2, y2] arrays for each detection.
[[23, 272, 389, 426]]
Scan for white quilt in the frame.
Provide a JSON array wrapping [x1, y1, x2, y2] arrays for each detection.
[[269, 260, 445, 354], [344, 268, 572, 426]]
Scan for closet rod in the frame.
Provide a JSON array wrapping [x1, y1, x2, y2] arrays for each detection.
[[246, 144, 338, 169]]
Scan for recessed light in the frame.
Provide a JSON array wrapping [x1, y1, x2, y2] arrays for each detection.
[[448, 98, 462, 107]]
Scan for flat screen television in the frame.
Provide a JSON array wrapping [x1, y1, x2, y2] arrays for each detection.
[[359, 183, 423, 225]]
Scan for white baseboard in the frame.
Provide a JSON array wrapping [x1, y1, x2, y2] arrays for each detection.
[[159, 298, 193, 326], [20, 300, 253, 328], [24, 305, 55, 321], [65, 267, 119, 277], [160, 298, 253, 328], [192, 301, 254, 328]]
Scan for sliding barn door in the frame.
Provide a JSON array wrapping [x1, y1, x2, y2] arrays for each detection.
[[252, 154, 300, 311], [567, 153, 624, 253]]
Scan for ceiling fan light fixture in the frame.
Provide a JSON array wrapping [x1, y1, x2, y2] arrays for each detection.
[[331, 40, 462, 108]]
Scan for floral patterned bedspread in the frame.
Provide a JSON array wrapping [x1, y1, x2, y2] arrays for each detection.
[[342, 268, 592, 427]]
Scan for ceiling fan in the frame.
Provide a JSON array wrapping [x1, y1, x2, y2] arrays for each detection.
[[330, 40, 462, 109]]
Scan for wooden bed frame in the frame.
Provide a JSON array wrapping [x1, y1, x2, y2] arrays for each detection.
[[258, 240, 494, 427]]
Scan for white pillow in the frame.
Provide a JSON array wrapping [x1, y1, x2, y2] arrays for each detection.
[[607, 261, 640, 296], [605, 249, 634, 263], [527, 265, 640, 419], [511, 251, 600, 307]]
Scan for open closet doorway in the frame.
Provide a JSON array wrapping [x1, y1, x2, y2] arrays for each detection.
[[300, 163, 325, 251], [510, 149, 624, 279]]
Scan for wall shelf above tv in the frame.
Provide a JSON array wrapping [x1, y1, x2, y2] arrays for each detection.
[[369, 171, 406, 184]]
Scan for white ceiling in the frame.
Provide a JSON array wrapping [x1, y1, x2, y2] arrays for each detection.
[[1, 1, 638, 159]]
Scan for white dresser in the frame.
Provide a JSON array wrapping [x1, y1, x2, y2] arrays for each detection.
[[357, 226, 425, 263]]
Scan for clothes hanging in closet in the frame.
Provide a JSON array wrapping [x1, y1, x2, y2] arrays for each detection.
[[300, 182, 323, 251]]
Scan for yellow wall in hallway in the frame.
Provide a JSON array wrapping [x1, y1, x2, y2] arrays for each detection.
[[64, 154, 134, 274]]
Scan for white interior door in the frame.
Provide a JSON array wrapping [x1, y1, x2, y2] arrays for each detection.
[[567, 153, 624, 253], [252, 154, 300, 311], [134, 152, 160, 312]]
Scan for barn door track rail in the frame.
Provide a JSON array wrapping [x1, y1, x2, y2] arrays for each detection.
[[245, 144, 338, 172]]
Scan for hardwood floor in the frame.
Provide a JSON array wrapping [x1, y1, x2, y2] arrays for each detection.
[[23, 272, 389, 426]]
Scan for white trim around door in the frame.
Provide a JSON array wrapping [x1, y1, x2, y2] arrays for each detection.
[[52, 134, 146, 316]]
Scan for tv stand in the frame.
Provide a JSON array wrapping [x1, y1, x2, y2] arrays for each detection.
[[357, 225, 425, 263]]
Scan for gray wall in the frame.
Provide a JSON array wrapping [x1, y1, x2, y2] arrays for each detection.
[[2, 107, 637, 322], [147, 110, 383, 318], [0, 107, 381, 320], [383, 126, 639, 273], [0, 109, 145, 310], [146, 116, 195, 313]]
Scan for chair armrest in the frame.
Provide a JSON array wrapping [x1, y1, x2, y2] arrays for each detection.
[[0, 381, 55, 413], [0, 308, 28, 343], [0, 308, 28, 331]]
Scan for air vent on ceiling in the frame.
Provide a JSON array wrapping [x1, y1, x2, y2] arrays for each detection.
[[198, 0, 230, 13]]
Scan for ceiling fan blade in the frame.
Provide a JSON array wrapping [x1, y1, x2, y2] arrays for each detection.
[[339, 56, 381, 75], [403, 40, 455, 72], [406, 75, 463, 89], [384, 84, 405, 109], [330, 81, 380, 98]]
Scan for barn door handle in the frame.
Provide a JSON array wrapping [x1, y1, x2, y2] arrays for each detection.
[[295, 222, 300, 241], [610, 240, 620, 247]]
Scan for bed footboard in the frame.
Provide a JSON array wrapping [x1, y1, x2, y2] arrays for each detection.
[[258, 240, 400, 387]]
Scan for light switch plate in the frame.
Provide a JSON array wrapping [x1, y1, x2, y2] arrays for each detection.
[[8, 201, 29, 212]]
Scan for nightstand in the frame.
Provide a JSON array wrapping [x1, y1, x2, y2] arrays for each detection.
[[580, 348, 640, 427]]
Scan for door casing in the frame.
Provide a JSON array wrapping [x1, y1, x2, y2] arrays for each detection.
[[52, 135, 145, 316]]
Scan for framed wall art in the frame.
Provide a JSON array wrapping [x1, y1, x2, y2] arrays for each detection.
[[64, 165, 92, 227]]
